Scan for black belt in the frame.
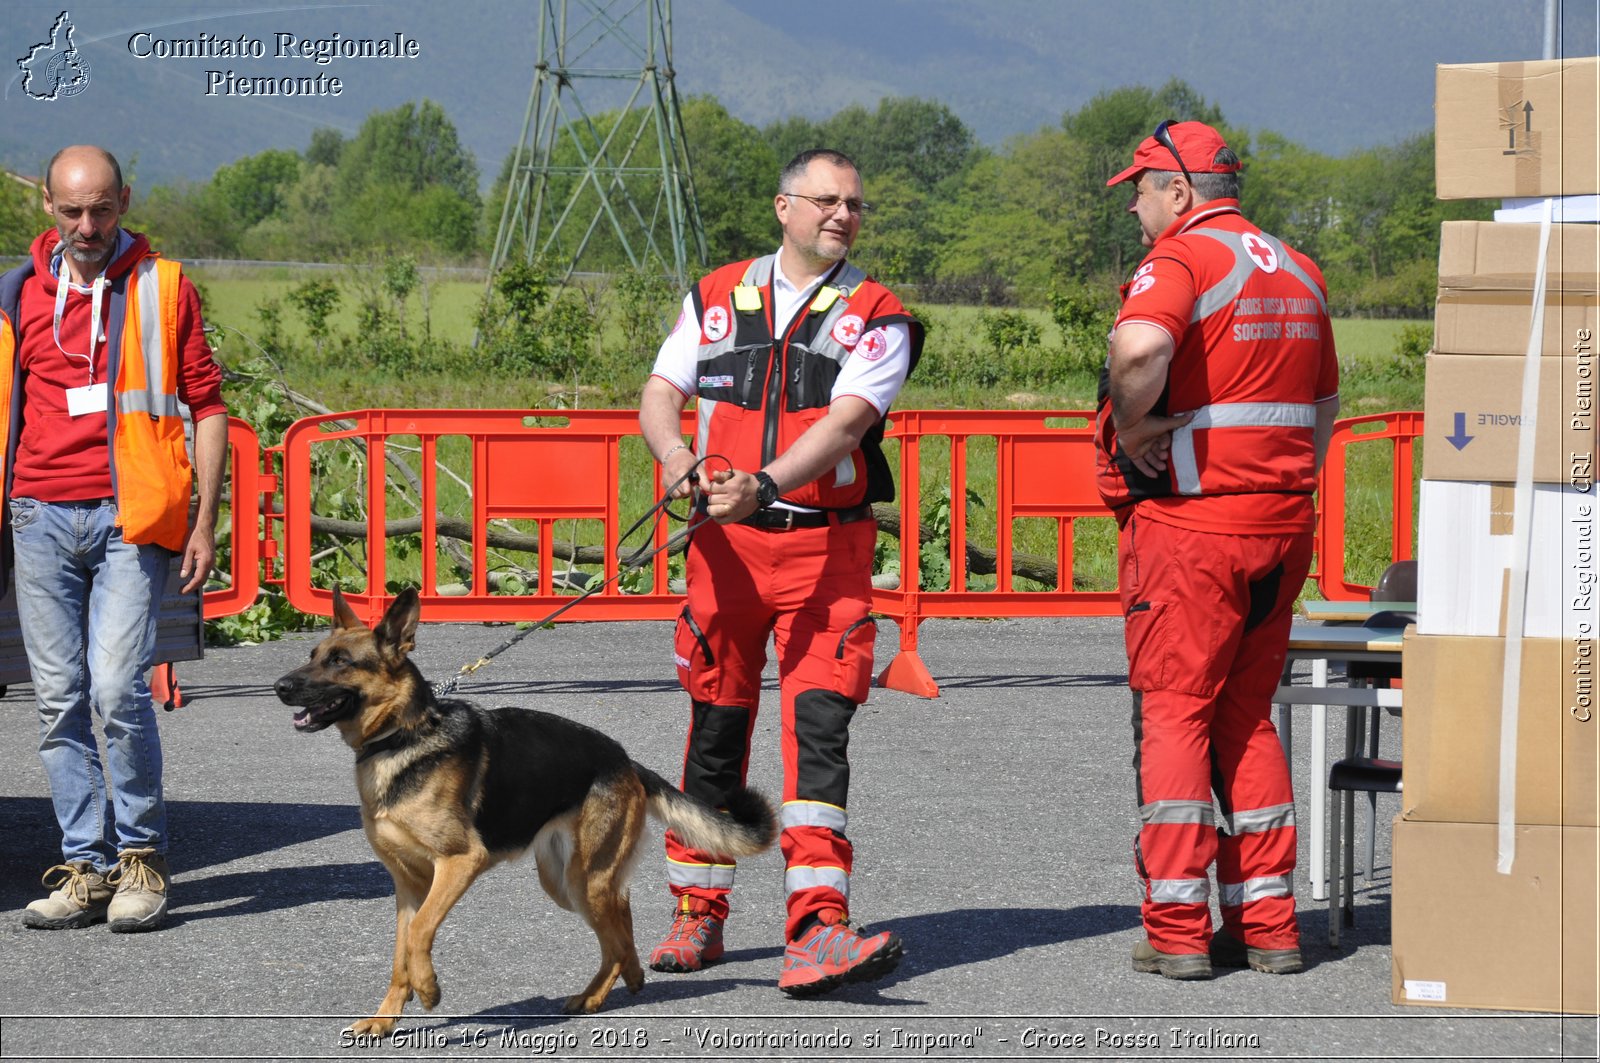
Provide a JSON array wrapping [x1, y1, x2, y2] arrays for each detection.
[[738, 504, 873, 531]]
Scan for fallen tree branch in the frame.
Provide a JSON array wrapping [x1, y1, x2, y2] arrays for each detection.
[[305, 503, 1067, 587]]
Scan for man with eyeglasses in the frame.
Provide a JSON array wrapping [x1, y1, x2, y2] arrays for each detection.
[[638, 148, 922, 996], [1, 146, 228, 933], [1097, 121, 1340, 980]]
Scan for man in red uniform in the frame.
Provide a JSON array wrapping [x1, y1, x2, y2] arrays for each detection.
[[638, 149, 921, 996], [1097, 122, 1340, 979]]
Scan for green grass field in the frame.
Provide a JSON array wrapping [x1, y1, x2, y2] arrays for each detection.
[[192, 265, 1422, 638], [191, 269, 1420, 410]]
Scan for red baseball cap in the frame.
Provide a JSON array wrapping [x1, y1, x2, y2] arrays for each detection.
[[1105, 121, 1240, 187]]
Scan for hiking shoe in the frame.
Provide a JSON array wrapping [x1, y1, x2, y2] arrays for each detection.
[[1211, 930, 1303, 974], [649, 899, 724, 972], [22, 862, 113, 929], [778, 909, 903, 997], [1131, 939, 1213, 980], [106, 849, 170, 933]]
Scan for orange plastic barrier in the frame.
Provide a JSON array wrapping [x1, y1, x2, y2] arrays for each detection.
[[870, 408, 1423, 695], [201, 416, 265, 618], [214, 408, 1422, 699], [872, 410, 1118, 696], [276, 409, 685, 627], [1314, 410, 1423, 601]]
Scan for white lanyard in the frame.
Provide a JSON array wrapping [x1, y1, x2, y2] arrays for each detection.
[[52, 271, 107, 385]]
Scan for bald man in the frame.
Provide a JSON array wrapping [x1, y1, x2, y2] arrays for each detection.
[[1, 146, 228, 932]]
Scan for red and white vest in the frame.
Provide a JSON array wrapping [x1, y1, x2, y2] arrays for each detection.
[[689, 255, 923, 509]]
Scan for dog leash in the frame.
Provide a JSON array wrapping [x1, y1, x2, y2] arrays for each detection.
[[429, 455, 729, 697]]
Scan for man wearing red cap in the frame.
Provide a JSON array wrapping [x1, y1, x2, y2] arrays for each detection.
[[1097, 121, 1340, 979]]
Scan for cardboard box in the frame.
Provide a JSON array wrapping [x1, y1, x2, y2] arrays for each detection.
[[1422, 354, 1593, 483], [1433, 288, 1597, 357], [1392, 819, 1598, 1013], [1400, 632, 1598, 826], [1416, 479, 1594, 638], [1436, 57, 1599, 200], [1438, 220, 1600, 293]]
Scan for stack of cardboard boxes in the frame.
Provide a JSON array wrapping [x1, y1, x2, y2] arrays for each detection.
[[1391, 56, 1599, 1014]]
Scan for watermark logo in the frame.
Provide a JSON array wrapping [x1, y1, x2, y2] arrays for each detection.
[[17, 11, 92, 101]]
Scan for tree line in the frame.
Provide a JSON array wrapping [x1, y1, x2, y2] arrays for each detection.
[[1, 80, 1493, 316]]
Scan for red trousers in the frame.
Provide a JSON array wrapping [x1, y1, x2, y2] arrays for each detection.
[[666, 517, 877, 941], [1119, 514, 1310, 953]]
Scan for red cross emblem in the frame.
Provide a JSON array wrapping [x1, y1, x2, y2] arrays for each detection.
[[831, 314, 866, 348], [703, 305, 729, 341], [855, 328, 888, 361], [1242, 233, 1279, 273]]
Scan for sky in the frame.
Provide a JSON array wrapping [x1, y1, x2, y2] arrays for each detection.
[[1, 0, 1596, 185]]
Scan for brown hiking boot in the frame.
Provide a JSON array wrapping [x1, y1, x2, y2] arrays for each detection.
[[1131, 938, 1213, 980], [1211, 930, 1303, 974], [22, 862, 113, 929], [106, 848, 170, 933]]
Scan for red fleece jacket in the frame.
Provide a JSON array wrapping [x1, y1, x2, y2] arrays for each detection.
[[11, 228, 226, 501]]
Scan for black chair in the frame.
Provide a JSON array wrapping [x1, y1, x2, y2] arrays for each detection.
[[1326, 559, 1412, 947], [1327, 755, 1402, 946]]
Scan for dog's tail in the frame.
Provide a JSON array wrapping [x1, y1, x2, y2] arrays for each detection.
[[633, 763, 776, 858]]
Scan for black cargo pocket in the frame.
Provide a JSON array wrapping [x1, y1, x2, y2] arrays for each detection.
[[1123, 598, 1173, 692], [674, 604, 718, 701]]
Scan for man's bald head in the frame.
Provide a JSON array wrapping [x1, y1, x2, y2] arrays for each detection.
[[41, 145, 130, 282], [44, 146, 123, 198]]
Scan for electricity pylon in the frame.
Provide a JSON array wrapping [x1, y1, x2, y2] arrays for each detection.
[[487, 0, 707, 290]]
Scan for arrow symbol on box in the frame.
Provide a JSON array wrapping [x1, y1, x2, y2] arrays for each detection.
[[1446, 412, 1474, 450], [1523, 101, 1533, 132]]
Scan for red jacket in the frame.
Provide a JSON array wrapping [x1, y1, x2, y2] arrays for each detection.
[[2, 229, 226, 547], [1095, 202, 1339, 534]]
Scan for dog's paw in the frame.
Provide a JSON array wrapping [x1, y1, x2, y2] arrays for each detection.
[[413, 974, 440, 1010], [347, 1016, 397, 1039], [563, 992, 604, 1015]]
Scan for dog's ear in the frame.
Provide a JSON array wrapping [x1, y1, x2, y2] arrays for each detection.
[[330, 586, 364, 630], [374, 587, 420, 660]]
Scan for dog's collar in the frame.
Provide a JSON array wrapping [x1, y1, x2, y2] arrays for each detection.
[[355, 726, 404, 763]]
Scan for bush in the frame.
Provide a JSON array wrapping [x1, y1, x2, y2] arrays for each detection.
[[1048, 284, 1116, 377], [1387, 321, 1431, 382]]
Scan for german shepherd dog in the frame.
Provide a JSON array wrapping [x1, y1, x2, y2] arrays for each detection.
[[274, 588, 776, 1035]]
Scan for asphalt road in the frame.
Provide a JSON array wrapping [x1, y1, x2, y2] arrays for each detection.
[[0, 617, 1591, 1062]]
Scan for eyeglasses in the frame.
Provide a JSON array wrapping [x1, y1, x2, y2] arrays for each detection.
[[1151, 119, 1195, 187], [784, 192, 871, 216]]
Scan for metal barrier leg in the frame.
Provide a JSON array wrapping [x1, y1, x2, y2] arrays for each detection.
[[1310, 658, 1329, 902], [1363, 708, 1380, 883], [1329, 778, 1344, 948]]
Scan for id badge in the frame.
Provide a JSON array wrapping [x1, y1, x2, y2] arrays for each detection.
[[65, 382, 108, 417]]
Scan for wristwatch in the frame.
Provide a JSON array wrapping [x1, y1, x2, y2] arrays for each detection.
[[753, 471, 779, 509]]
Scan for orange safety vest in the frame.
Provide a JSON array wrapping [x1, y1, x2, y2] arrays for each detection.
[[688, 255, 923, 509], [0, 255, 193, 552]]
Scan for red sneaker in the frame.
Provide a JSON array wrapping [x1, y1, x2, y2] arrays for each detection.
[[648, 898, 725, 973], [777, 910, 903, 997]]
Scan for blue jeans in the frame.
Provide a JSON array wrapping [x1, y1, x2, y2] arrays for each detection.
[[9, 497, 170, 870]]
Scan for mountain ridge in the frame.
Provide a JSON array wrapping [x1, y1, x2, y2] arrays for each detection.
[[1, 0, 1592, 187]]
